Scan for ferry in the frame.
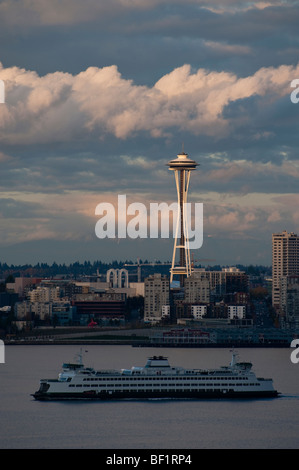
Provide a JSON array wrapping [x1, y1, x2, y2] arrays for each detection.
[[31, 351, 278, 401]]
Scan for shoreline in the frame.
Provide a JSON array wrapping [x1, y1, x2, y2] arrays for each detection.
[[4, 340, 290, 347]]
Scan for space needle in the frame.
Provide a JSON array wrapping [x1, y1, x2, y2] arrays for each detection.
[[167, 148, 198, 286]]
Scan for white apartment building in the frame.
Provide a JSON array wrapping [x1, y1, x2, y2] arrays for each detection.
[[161, 305, 170, 319], [191, 305, 207, 320], [228, 305, 246, 320]]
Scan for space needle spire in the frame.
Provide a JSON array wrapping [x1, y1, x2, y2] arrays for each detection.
[[167, 148, 198, 286]]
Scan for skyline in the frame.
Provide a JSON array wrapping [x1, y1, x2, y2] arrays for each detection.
[[1, 1, 299, 266]]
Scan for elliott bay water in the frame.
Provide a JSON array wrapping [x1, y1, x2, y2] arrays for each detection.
[[0, 344, 298, 449]]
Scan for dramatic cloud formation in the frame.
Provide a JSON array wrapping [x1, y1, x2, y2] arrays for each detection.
[[1, 61, 297, 143], [0, 0, 299, 265]]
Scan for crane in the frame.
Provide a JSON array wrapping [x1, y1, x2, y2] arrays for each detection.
[[123, 258, 172, 282], [191, 254, 216, 269], [123, 256, 216, 282]]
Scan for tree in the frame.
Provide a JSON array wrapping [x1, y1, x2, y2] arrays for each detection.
[[5, 274, 15, 284]]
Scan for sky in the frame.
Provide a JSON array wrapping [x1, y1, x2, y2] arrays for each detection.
[[0, 0, 299, 267]]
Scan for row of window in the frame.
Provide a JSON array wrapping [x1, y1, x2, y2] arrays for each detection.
[[82, 376, 249, 382], [69, 382, 258, 388]]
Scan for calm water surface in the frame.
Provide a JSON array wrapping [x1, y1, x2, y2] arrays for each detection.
[[0, 345, 299, 449]]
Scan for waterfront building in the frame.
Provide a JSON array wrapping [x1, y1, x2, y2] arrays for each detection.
[[72, 300, 126, 325]]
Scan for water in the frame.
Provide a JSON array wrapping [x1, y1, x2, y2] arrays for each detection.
[[0, 345, 299, 449]]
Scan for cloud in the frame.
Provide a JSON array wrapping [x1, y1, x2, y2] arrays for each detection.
[[204, 158, 299, 186], [0, 190, 99, 246], [202, 192, 299, 243], [204, 40, 252, 55], [121, 155, 154, 169], [1, 61, 298, 145], [0, 0, 289, 28]]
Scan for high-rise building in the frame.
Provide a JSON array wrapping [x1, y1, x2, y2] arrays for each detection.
[[272, 231, 299, 311], [144, 273, 170, 324]]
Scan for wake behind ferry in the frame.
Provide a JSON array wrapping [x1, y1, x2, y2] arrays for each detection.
[[32, 350, 278, 401]]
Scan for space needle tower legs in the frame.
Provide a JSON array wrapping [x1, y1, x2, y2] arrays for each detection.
[[167, 150, 198, 286]]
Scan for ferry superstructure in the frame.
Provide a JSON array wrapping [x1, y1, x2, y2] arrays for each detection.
[[32, 351, 278, 401]]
